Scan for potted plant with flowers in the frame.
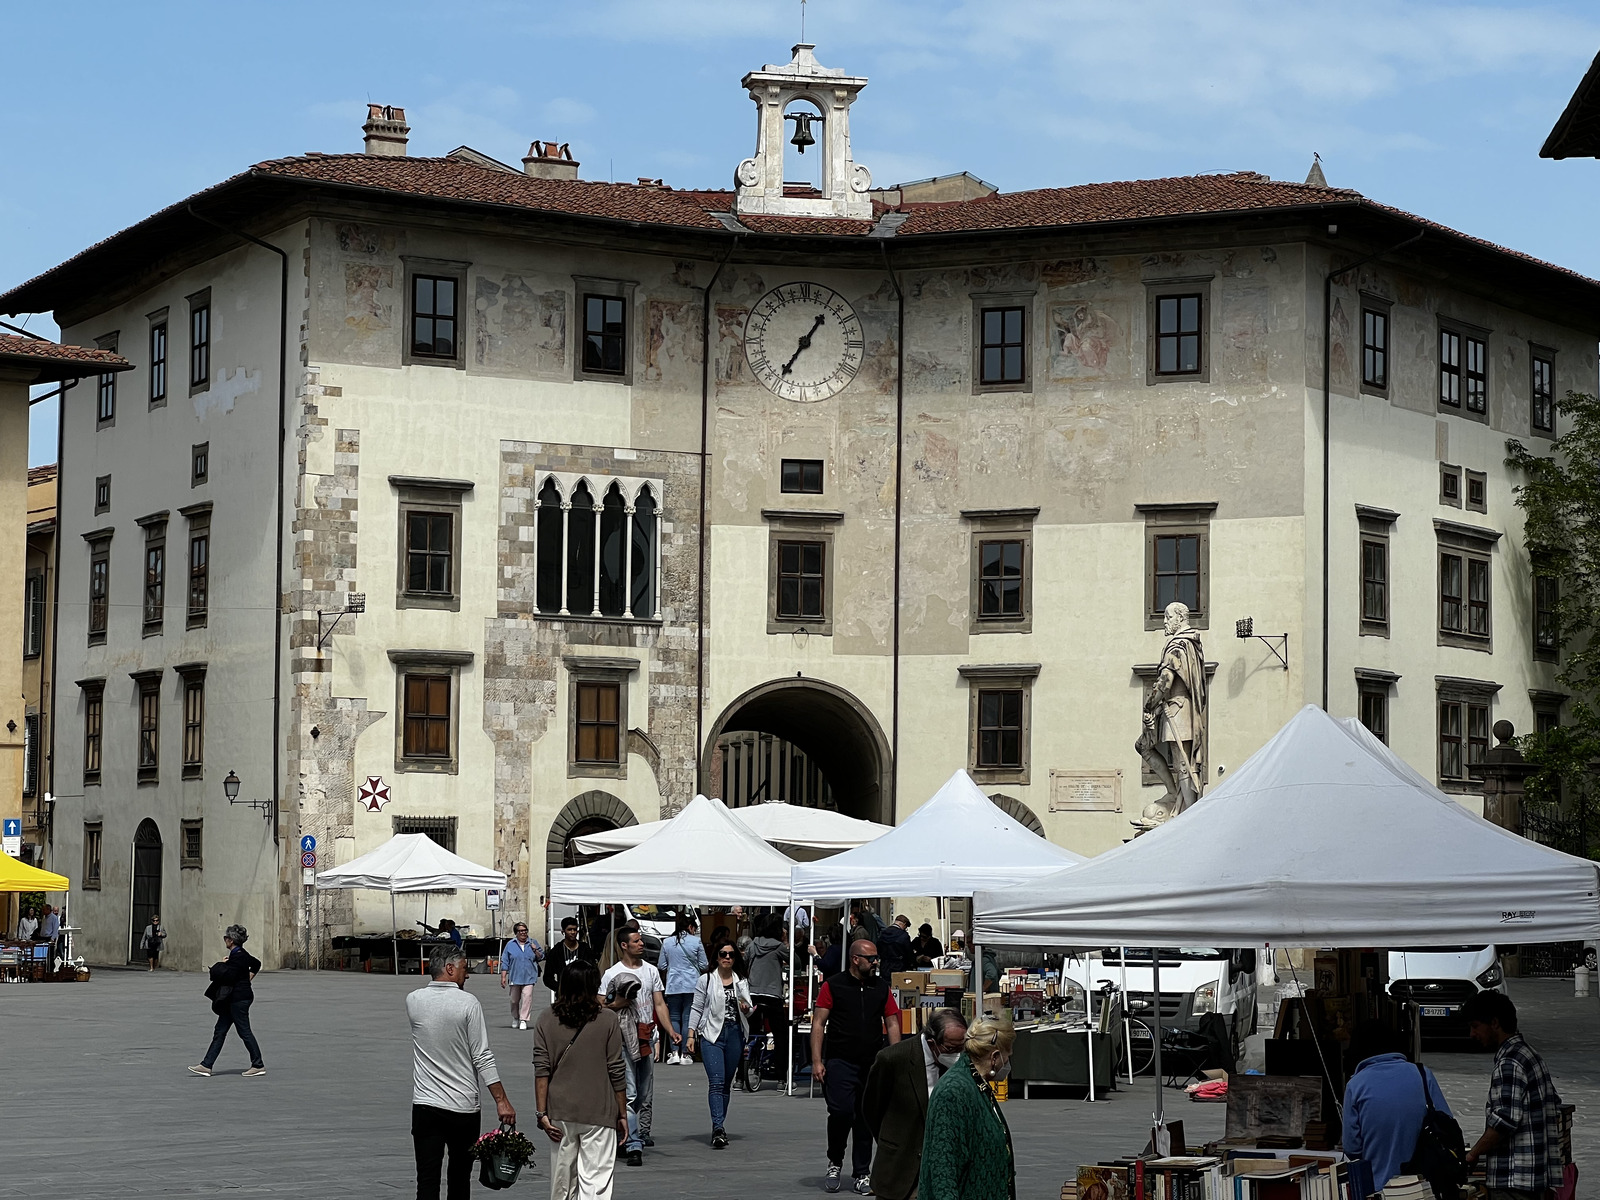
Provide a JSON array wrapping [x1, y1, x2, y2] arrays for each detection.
[[473, 1122, 536, 1190]]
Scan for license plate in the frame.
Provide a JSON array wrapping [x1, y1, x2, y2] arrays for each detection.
[[1420, 1005, 1455, 1018]]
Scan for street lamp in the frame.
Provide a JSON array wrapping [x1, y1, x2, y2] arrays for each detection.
[[222, 770, 274, 821]]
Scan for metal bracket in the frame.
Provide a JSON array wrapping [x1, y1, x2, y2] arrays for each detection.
[[1235, 619, 1289, 670], [317, 593, 366, 650]]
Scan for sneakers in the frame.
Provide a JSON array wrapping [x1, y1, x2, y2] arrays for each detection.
[[712, 1127, 728, 1150], [640, 1135, 655, 1147], [825, 1164, 843, 1193], [187, 1064, 212, 1077], [625, 1150, 643, 1167], [242, 1066, 267, 1077], [517, 1020, 527, 1031], [854, 1176, 873, 1195]]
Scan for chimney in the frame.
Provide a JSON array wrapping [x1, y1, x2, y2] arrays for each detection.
[[522, 141, 580, 181], [363, 104, 410, 156]]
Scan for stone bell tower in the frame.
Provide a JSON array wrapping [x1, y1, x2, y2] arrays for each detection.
[[734, 44, 873, 220]]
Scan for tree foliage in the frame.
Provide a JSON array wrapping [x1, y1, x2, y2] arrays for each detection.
[[1506, 389, 1600, 854]]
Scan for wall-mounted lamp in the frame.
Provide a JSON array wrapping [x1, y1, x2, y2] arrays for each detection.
[[317, 592, 366, 650], [222, 769, 275, 821], [1235, 618, 1289, 670]]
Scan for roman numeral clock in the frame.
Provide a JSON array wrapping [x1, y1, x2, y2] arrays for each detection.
[[743, 283, 864, 402]]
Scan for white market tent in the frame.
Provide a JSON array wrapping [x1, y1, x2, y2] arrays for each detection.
[[973, 704, 1600, 949], [549, 793, 797, 906], [570, 800, 892, 860], [789, 768, 1087, 906], [316, 832, 509, 969]]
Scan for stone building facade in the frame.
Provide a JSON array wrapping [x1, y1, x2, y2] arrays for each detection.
[[4, 50, 1596, 966]]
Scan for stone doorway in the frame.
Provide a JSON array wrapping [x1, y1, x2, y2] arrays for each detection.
[[703, 678, 893, 826], [129, 818, 162, 963]]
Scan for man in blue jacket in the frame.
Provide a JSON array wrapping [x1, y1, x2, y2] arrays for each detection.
[[1343, 1026, 1452, 1191]]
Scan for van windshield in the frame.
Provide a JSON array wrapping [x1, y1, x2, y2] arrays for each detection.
[[1101, 947, 1230, 962]]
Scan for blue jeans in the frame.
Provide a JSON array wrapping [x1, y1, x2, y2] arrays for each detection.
[[621, 1050, 655, 1150], [699, 1021, 743, 1130], [202, 997, 263, 1069], [665, 993, 693, 1052]]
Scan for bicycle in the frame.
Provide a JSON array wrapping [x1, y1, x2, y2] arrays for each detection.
[[1096, 980, 1156, 1077]]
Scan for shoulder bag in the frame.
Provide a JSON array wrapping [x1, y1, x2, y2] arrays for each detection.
[[1403, 1062, 1467, 1199]]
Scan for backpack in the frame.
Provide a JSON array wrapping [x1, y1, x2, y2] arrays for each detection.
[[1403, 1062, 1467, 1199]]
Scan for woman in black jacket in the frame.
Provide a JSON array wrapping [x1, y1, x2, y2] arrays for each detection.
[[189, 924, 266, 1077]]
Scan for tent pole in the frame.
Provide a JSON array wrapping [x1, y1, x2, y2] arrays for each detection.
[[392, 889, 399, 977], [787, 893, 796, 1096], [1122, 947, 1133, 1084], [1152, 952, 1164, 1127]]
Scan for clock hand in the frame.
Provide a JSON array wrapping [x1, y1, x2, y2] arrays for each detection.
[[781, 314, 827, 376]]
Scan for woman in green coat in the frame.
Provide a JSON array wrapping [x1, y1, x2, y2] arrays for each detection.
[[918, 1017, 1017, 1200]]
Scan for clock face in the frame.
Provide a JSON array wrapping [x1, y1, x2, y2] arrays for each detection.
[[743, 282, 864, 403]]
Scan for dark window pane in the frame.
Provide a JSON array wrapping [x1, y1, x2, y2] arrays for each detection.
[[1179, 334, 1199, 372], [983, 347, 1002, 381], [1179, 296, 1199, 331], [1155, 537, 1176, 574], [802, 543, 822, 574], [416, 277, 434, 312], [535, 480, 563, 613], [1158, 339, 1177, 374], [1177, 535, 1197, 573], [1003, 347, 1023, 379], [984, 310, 1002, 342], [1004, 309, 1022, 342], [1158, 297, 1177, 334], [435, 279, 454, 317], [801, 578, 822, 616], [779, 578, 800, 617]]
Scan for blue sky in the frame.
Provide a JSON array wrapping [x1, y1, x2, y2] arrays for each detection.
[[9, 0, 1600, 466]]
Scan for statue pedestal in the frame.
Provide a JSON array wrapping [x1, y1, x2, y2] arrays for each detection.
[[1469, 721, 1537, 834]]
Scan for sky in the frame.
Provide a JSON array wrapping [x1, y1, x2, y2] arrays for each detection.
[[8, 0, 1600, 466]]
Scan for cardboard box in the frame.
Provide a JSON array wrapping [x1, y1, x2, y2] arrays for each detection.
[[892, 971, 925, 992], [929, 969, 967, 988]]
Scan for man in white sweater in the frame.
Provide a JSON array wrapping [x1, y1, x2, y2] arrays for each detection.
[[407, 946, 516, 1200]]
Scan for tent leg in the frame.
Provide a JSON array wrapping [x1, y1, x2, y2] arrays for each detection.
[[392, 890, 399, 977], [1152, 953, 1164, 1127], [787, 896, 796, 1097]]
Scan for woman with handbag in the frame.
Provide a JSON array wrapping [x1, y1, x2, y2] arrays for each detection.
[[533, 961, 628, 1200], [189, 924, 265, 1077], [141, 914, 167, 971], [685, 938, 754, 1150]]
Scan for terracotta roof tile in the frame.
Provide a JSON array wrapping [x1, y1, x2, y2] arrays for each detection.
[[734, 214, 876, 236], [28, 463, 59, 486], [0, 333, 130, 370]]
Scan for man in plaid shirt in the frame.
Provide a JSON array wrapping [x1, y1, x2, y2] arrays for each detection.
[[1462, 991, 1562, 1200]]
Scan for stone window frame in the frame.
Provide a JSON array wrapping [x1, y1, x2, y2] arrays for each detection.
[[1360, 294, 1391, 398], [400, 256, 470, 370], [1436, 519, 1499, 652], [1138, 502, 1215, 630], [1354, 667, 1399, 746], [84, 527, 113, 646], [191, 442, 209, 487], [1436, 674, 1499, 793], [1439, 463, 1462, 508], [572, 275, 639, 386], [563, 655, 639, 781], [1356, 505, 1398, 638], [533, 471, 665, 624], [187, 287, 211, 396], [83, 822, 103, 890], [95, 474, 111, 514], [95, 331, 119, 427], [762, 509, 843, 637], [963, 506, 1038, 635], [959, 663, 1040, 787], [132, 668, 162, 785], [148, 307, 169, 409], [180, 818, 203, 870], [1437, 316, 1490, 424], [391, 476, 473, 613], [1529, 344, 1556, 439], [180, 502, 211, 629], [174, 662, 205, 780], [1530, 689, 1565, 736], [1144, 276, 1213, 385], [77, 677, 104, 785], [387, 649, 473, 775], [136, 510, 169, 637], [970, 290, 1037, 395], [1464, 469, 1487, 515], [1532, 566, 1559, 664]]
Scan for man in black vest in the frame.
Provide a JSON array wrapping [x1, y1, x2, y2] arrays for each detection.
[[811, 939, 902, 1194], [542, 916, 595, 996]]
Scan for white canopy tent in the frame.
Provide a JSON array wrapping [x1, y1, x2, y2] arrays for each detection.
[[973, 705, 1600, 949], [549, 794, 798, 906], [569, 800, 892, 860], [316, 833, 509, 970]]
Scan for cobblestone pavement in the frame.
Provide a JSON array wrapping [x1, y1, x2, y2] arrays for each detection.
[[0, 969, 1591, 1198]]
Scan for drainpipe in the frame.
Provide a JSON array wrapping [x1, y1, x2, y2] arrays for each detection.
[[696, 236, 741, 796], [45, 377, 76, 855], [1320, 228, 1423, 711], [186, 205, 289, 844], [880, 242, 905, 822]]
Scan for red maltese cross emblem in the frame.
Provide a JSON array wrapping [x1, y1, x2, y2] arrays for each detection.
[[358, 776, 392, 812]]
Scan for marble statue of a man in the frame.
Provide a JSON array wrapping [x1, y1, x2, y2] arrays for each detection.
[[1134, 601, 1209, 827]]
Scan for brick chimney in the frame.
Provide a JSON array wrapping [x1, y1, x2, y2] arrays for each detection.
[[363, 104, 410, 156], [522, 141, 579, 180]]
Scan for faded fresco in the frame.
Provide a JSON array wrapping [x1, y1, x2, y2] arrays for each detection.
[[343, 264, 394, 338], [474, 274, 566, 375], [1047, 301, 1124, 380], [642, 299, 697, 386]]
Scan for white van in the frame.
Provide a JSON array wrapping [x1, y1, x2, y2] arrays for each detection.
[[1388, 945, 1504, 1037], [1073, 946, 1262, 1055]]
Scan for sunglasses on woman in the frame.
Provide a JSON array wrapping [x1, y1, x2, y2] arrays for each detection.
[[718, 951, 735, 959]]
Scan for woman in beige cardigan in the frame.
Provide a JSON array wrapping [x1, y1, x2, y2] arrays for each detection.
[[533, 961, 628, 1200]]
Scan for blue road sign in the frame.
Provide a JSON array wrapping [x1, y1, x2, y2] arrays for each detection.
[[300, 835, 317, 852], [3, 820, 19, 838]]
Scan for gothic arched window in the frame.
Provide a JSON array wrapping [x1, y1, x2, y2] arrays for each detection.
[[536, 478, 564, 614], [598, 483, 628, 617], [566, 481, 596, 616], [631, 486, 658, 619]]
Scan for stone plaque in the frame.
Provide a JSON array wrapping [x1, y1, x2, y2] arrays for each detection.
[[1049, 769, 1122, 812]]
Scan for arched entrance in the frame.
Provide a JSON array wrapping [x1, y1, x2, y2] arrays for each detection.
[[546, 791, 638, 887], [703, 678, 893, 826], [130, 819, 162, 962], [987, 793, 1045, 836]]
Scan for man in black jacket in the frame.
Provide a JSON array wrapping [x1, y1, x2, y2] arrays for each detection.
[[876, 916, 914, 975], [864, 1009, 968, 1200], [811, 940, 902, 1195], [543, 916, 595, 995]]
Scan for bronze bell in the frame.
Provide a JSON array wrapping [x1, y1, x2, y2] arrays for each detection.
[[786, 110, 821, 153]]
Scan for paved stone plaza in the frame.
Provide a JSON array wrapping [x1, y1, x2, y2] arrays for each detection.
[[0, 971, 1593, 1198]]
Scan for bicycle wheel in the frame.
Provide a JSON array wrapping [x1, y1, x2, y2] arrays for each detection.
[[741, 1042, 763, 1092], [1126, 1018, 1156, 1076]]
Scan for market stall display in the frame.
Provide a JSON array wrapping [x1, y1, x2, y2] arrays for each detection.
[[0, 852, 73, 982]]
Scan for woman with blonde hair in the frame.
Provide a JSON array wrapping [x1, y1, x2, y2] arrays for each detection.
[[918, 1016, 1016, 1200]]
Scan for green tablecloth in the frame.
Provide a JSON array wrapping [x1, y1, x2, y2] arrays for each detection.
[[1009, 1026, 1116, 1091]]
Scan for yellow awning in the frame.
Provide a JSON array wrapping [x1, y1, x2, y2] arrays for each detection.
[[0, 852, 69, 892]]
